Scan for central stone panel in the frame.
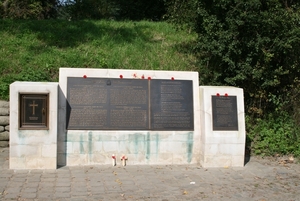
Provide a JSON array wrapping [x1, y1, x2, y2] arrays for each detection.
[[66, 77, 193, 130]]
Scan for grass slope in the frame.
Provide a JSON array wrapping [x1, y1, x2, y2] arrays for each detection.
[[0, 19, 197, 100]]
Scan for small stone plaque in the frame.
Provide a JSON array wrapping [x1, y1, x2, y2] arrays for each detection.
[[19, 94, 48, 129], [212, 95, 238, 131]]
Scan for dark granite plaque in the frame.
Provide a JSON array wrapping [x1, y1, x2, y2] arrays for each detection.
[[67, 77, 149, 130], [19, 94, 48, 129], [212, 95, 238, 131], [150, 80, 194, 130], [67, 77, 194, 131]]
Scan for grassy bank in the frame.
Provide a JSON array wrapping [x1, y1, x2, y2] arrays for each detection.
[[0, 19, 197, 100]]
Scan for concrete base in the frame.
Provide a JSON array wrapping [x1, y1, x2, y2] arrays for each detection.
[[9, 82, 58, 169], [59, 131, 195, 166]]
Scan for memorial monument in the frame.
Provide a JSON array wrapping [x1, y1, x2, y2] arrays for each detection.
[[9, 68, 245, 169]]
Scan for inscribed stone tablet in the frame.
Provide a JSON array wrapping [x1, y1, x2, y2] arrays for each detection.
[[67, 77, 149, 130], [67, 77, 194, 131], [19, 94, 48, 129], [212, 95, 238, 131], [150, 80, 194, 130]]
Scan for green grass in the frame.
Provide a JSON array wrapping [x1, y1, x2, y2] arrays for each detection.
[[0, 19, 197, 100]]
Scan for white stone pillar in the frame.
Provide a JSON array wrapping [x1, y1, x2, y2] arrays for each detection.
[[199, 86, 246, 167], [9, 82, 58, 169]]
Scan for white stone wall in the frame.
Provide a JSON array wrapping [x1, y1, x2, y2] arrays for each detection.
[[0, 100, 9, 147]]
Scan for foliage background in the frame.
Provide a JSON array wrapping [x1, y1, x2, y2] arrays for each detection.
[[166, 0, 300, 157], [1, 0, 300, 157]]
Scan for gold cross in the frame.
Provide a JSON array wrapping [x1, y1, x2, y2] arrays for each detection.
[[29, 101, 38, 115]]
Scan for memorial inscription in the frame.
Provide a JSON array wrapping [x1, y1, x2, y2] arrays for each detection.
[[67, 77, 194, 130], [19, 94, 48, 129], [150, 80, 194, 130], [67, 78, 149, 130], [212, 95, 238, 131]]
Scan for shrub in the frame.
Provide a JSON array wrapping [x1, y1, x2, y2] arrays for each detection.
[[247, 113, 300, 157]]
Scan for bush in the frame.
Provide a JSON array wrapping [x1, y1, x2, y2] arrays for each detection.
[[59, 0, 166, 20], [166, 0, 300, 157], [1, 0, 58, 19], [247, 113, 300, 157]]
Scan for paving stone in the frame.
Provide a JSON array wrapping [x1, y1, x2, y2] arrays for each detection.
[[22, 188, 38, 193], [37, 192, 53, 199], [54, 186, 71, 192], [1, 147, 300, 200], [7, 182, 24, 188], [12, 170, 28, 174], [23, 182, 39, 188], [19, 192, 37, 199], [4, 193, 20, 199], [41, 177, 56, 182], [26, 177, 41, 182], [71, 181, 87, 187], [57, 178, 72, 184], [37, 188, 54, 193], [89, 186, 105, 193], [71, 191, 89, 196], [89, 181, 105, 187], [53, 192, 71, 198], [71, 187, 88, 193], [56, 182, 71, 187], [5, 187, 22, 193], [11, 177, 27, 182]]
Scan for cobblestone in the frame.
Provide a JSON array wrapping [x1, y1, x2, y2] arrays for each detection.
[[1, 147, 300, 200]]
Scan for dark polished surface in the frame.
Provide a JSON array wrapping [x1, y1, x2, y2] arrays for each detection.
[[212, 95, 238, 131], [19, 94, 48, 129], [67, 78, 149, 130], [67, 78, 194, 130], [150, 80, 194, 130]]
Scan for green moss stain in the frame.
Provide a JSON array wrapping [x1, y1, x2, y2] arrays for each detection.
[[146, 132, 150, 160], [187, 132, 194, 163], [88, 132, 93, 154], [17, 131, 25, 145], [155, 133, 159, 156], [128, 133, 145, 155], [80, 134, 84, 154], [88, 132, 93, 162]]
